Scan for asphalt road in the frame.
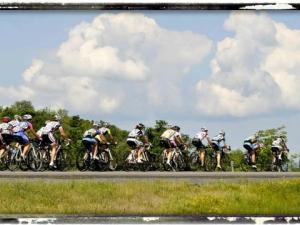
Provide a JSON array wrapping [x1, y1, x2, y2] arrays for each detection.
[[0, 171, 299, 181]]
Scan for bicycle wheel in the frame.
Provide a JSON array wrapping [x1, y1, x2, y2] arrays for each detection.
[[159, 152, 170, 171], [28, 146, 43, 172], [56, 150, 68, 171], [107, 150, 117, 171], [7, 147, 20, 171], [189, 151, 200, 171], [0, 151, 9, 171], [76, 148, 91, 171]]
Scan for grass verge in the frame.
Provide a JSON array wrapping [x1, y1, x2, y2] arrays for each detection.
[[0, 179, 299, 214]]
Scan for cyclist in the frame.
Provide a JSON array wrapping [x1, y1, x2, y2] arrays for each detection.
[[271, 135, 289, 164], [126, 123, 149, 163], [210, 130, 227, 169], [0, 116, 13, 158], [192, 127, 209, 167], [12, 114, 41, 159], [243, 133, 260, 169], [167, 125, 185, 166], [82, 122, 101, 160], [160, 125, 177, 166], [39, 115, 67, 169], [94, 122, 116, 160]]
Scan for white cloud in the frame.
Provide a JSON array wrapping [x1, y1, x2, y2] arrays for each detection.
[[1, 13, 212, 117], [195, 12, 300, 117]]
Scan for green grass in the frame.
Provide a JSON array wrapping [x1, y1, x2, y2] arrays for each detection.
[[0, 179, 300, 214]]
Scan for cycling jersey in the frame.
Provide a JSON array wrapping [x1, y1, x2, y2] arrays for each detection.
[[211, 134, 225, 150], [272, 138, 285, 151], [160, 129, 176, 140], [12, 121, 33, 133], [194, 131, 207, 141], [244, 135, 257, 144], [0, 122, 13, 135], [83, 128, 100, 138], [99, 127, 111, 135], [128, 129, 145, 139], [42, 121, 61, 134]]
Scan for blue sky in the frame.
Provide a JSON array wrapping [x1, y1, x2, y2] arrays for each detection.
[[0, 11, 299, 152]]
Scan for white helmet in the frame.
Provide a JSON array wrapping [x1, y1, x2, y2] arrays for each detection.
[[102, 122, 109, 127], [219, 130, 225, 136], [201, 127, 208, 132], [22, 114, 32, 121], [93, 121, 100, 128], [53, 115, 61, 121]]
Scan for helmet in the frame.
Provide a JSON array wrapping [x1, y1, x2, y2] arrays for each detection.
[[14, 115, 22, 121], [219, 130, 225, 136], [2, 116, 10, 123], [201, 127, 208, 132], [172, 125, 180, 132], [93, 121, 100, 128], [136, 123, 145, 130], [53, 115, 61, 121], [22, 114, 32, 121], [102, 122, 109, 127]]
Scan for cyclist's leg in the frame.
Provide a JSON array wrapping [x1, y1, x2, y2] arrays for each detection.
[[48, 133, 58, 167], [271, 147, 278, 164], [199, 148, 205, 167]]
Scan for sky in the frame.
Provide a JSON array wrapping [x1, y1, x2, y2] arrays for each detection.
[[0, 11, 299, 152]]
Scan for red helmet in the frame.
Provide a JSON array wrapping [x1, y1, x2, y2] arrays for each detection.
[[2, 116, 10, 123]]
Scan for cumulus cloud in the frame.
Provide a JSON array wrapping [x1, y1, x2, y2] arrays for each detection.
[[2, 13, 212, 116], [195, 12, 300, 117]]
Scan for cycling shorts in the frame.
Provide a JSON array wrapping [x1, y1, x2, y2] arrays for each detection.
[[271, 146, 282, 153], [127, 138, 143, 149], [41, 133, 57, 146], [160, 138, 172, 149], [192, 138, 204, 149], [13, 132, 29, 145], [0, 133, 14, 145], [211, 141, 221, 152], [243, 142, 258, 152]]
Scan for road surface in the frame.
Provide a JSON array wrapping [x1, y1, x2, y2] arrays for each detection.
[[0, 171, 299, 181]]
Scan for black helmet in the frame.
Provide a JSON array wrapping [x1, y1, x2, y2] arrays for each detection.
[[136, 123, 145, 130], [172, 125, 180, 132]]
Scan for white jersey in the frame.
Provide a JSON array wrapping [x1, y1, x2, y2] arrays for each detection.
[[212, 134, 225, 147], [169, 131, 181, 142], [41, 121, 61, 134], [161, 129, 176, 140], [83, 128, 99, 138], [99, 127, 111, 135], [128, 128, 144, 139], [0, 123, 12, 135], [194, 131, 207, 141], [272, 138, 284, 148]]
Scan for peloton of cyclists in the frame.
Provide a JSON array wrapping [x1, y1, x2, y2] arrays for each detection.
[[243, 133, 261, 169], [192, 127, 209, 168]]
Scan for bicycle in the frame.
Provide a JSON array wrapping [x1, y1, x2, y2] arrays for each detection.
[[160, 145, 188, 171], [189, 145, 211, 171], [94, 142, 118, 171], [37, 139, 70, 171], [205, 145, 232, 171], [123, 144, 157, 171], [76, 141, 94, 171]]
